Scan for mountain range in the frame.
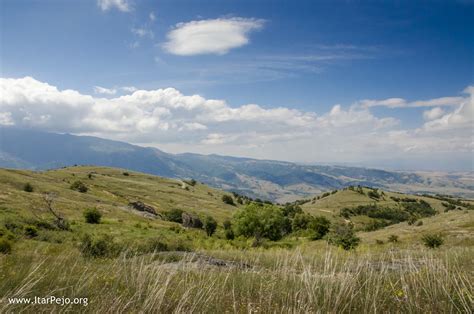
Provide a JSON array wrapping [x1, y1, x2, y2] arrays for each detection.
[[1, 127, 472, 202]]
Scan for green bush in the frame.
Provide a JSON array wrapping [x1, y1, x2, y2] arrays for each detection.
[[292, 213, 312, 231], [24, 225, 38, 238], [421, 233, 444, 249], [23, 183, 34, 192], [123, 172, 130, 176], [223, 220, 235, 240], [204, 216, 217, 236], [282, 204, 303, 218], [79, 234, 120, 258], [327, 223, 360, 250], [308, 216, 331, 239], [233, 203, 286, 241], [84, 208, 102, 224], [70, 180, 88, 193], [222, 195, 235, 206], [164, 208, 184, 223], [0, 239, 12, 254], [368, 190, 380, 199]]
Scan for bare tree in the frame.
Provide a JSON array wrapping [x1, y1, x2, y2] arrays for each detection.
[[35, 192, 70, 230]]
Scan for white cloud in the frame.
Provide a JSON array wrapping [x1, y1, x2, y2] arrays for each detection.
[[0, 77, 472, 166], [163, 17, 264, 56], [121, 86, 137, 93], [358, 96, 465, 108], [93, 86, 117, 95], [131, 27, 154, 38], [423, 107, 445, 120], [149, 12, 156, 22], [97, 0, 131, 12]]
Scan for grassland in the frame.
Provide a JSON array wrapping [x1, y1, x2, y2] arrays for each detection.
[[0, 166, 473, 313]]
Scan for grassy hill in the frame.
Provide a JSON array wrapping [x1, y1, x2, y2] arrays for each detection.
[[0, 166, 244, 253], [0, 166, 473, 312]]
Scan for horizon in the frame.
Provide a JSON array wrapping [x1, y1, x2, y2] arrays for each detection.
[[1, 0, 473, 171]]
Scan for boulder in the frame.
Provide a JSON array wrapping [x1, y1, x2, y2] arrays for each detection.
[[128, 201, 157, 215], [181, 212, 203, 229]]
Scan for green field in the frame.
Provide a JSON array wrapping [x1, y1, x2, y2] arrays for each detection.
[[0, 166, 473, 313]]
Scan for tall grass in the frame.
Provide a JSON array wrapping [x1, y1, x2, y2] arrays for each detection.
[[0, 246, 472, 313]]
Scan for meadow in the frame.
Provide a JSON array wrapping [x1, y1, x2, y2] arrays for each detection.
[[0, 166, 473, 313]]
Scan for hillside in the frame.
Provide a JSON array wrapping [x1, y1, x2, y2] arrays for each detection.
[[0, 166, 473, 312], [0, 166, 243, 252], [301, 186, 474, 233], [1, 127, 472, 202]]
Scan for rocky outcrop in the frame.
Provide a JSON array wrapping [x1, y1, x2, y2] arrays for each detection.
[[128, 201, 157, 215], [181, 212, 203, 229]]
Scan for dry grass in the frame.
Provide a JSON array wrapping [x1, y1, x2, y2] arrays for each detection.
[[1, 246, 472, 313]]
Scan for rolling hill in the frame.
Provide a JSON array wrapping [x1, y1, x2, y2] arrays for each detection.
[[1, 127, 473, 202]]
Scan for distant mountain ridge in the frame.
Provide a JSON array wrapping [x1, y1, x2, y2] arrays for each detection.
[[1, 127, 472, 202]]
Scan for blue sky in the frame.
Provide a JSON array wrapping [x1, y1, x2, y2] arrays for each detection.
[[0, 0, 473, 170]]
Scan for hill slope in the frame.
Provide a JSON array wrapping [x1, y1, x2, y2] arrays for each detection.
[[1, 127, 473, 202]]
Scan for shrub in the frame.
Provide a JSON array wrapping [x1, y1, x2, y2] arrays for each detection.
[[164, 208, 184, 223], [23, 183, 34, 192], [223, 220, 234, 240], [282, 204, 303, 218], [222, 195, 235, 206], [24, 225, 38, 238], [388, 234, 399, 243], [308, 216, 331, 239], [123, 172, 129, 176], [375, 239, 384, 245], [84, 208, 102, 224], [368, 190, 380, 199], [224, 229, 235, 240], [416, 220, 423, 226], [327, 223, 360, 250], [70, 180, 88, 193], [79, 234, 120, 258], [421, 233, 444, 249], [233, 203, 286, 241], [204, 216, 217, 236], [0, 239, 12, 254], [292, 213, 312, 231]]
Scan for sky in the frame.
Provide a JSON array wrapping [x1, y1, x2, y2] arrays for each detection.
[[0, 0, 473, 171]]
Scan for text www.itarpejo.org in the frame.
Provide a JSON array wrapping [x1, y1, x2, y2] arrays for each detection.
[[6, 296, 88, 307]]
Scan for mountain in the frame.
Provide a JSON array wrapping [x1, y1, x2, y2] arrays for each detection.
[[1, 127, 472, 202]]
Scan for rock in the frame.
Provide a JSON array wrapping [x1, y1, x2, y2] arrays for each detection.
[[181, 212, 203, 228], [128, 201, 157, 215]]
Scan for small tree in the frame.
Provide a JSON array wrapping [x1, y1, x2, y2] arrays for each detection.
[[233, 203, 286, 241], [222, 194, 235, 206], [421, 233, 444, 249], [70, 181, 88, 193], [204, 216, 217, 236], [36, 193, 70, 230], [327, 223, 360, 250], [84, 208, 102, 224], [23, 183, 34, 192]]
